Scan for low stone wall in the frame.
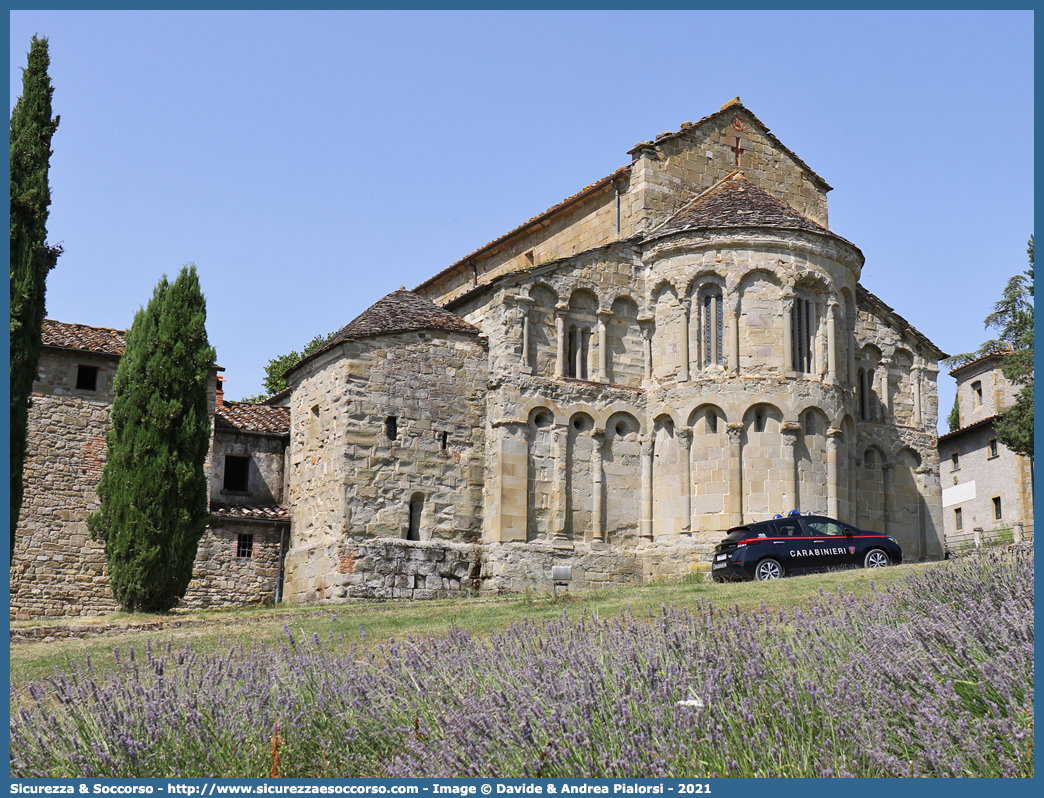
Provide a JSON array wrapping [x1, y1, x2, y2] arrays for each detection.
[[285, 534, 717, 606]]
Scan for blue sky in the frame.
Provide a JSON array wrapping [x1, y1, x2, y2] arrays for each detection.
[[9, 10, 1034, 431]]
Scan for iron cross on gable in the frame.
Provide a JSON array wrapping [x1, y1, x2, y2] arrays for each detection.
[[726, 135, 744, 166]]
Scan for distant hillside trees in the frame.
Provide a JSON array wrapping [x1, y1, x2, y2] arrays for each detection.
[[10, 35, 61, 559], [88, 266, 215, 612]]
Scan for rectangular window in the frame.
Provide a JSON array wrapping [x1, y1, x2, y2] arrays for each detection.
[[76, 365, 99, 391], [236, 533, 254, 558], [992, 496, 1003, 521], [954, 508, 963, 531], [972, 381, 983, 406], [223, 455, 250, 492], [951, 451, 959, 470], [988, 439, 999, 459]]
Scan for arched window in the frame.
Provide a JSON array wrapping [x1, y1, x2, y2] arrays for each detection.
[[858, 368, 867, 420], [792, 297, 813, 373], [567, 325, 589, 379], [701, 289, 724, 368]]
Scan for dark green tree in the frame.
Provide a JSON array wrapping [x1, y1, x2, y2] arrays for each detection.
[[243, 331, 331, 402], [10, 35, 61, 558], [944, 236, 1033, 457], [87, 266, 216, 612], [947, 393, 960, 433]]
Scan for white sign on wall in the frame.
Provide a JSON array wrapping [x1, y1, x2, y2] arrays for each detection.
[[942, 481, 976, 508]]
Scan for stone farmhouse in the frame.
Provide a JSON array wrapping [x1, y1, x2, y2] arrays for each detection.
[[937, 353, 1034, 549], [11, 320, 290, 617], [12, 99, 949, 617]]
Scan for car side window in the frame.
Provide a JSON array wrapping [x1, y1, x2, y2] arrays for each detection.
[[806, 518, 845, 537], [773, 520, 802, 537]]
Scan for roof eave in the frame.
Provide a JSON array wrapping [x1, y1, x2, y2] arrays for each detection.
[[413, 165, 631, 295]]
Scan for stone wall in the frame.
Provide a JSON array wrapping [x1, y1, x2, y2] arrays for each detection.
[[282, 329, 489, 604], [181, 520, 286, 609], [629, 107, 830, 234], [11, 347, 284, 620], [279, 536, 711, 607], [12, 387, 118, 618], [211, 428, 287, 506]]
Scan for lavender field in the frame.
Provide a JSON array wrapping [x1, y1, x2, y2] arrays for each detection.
[[11, 548, 1034, 778]]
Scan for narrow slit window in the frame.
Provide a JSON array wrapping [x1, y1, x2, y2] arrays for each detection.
[[951, 451, 959, 471], [406, 494, 423, 541], [702, 291, 723, 367], [791, 298, 813, 373], [954, 508, 963, 531], [440, 431, 448, 450], [992, 496, 1002, 521], [988, 439, 999, 459], [386, 416, 398, 441], [707, 410, 717, 434]]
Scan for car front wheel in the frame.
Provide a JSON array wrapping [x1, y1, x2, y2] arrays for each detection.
[[754, 558, 784, 581], [863, 549, 890, 569]]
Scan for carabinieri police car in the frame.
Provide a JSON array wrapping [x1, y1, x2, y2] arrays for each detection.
[[711, 513, 903, 582]]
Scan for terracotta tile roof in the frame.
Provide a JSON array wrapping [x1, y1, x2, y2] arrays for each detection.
[[947, 350, 1011, 377], [413, 166, 631, 294], [211, 504, 289, 522], [937, 414, 1002, 444], [650, 172, 832, 238], [41, 319, 126, 356], [215, 401, 290, 434]]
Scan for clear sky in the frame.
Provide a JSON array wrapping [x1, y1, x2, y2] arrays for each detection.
[[9, 10, 1034, 432]]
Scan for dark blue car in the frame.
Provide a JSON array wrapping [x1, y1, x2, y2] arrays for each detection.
[[711, 513, 903, 582]]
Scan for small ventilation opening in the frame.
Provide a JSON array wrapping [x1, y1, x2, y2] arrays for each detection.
[[76, 365, 99, 391]]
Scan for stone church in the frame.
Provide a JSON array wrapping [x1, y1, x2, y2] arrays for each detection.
[[12, 99, 948, 615], [278, 98, 947, 604]]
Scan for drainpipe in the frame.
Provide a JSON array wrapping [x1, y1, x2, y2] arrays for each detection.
[[274, 523, 288, 605]]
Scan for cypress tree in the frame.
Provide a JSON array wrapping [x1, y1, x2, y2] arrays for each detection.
[[10, 35, 61, 558], [88, 265, 215, 612]]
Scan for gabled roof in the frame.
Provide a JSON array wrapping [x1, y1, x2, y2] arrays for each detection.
[[856, 285, 948, 360], [948, 350, 1011, 378], [41, 319, 126, 356], [937, 413, 1001, 445], [215, 401, 290, 435], [288, 289, 479, 377], [628, 98, 832, 192], [413, 166, 631, 295], [649, 171, 833, 239]]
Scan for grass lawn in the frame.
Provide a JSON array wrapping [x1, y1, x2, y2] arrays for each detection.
[[11, 561, 930, 686]]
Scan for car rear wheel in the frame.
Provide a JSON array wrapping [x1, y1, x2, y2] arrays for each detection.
[[863, 549, 890, 569], [754, 558, 783, 581]]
